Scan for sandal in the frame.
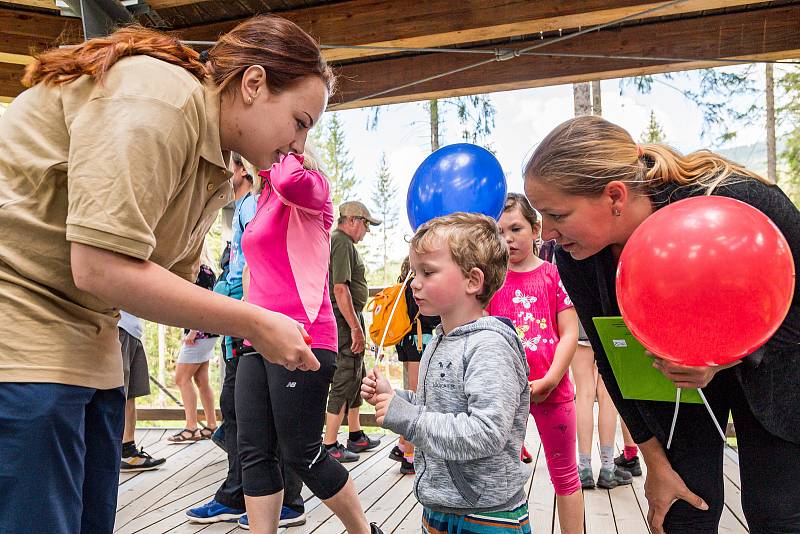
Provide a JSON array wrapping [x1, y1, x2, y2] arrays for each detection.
[[168, 428, 201, 444], [199, 427, 217, 440]]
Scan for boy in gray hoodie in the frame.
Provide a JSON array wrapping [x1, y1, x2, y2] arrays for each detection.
[[361, 213, 532, 534]]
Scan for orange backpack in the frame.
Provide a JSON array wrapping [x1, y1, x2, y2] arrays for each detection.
[[366, 283, 417, 348]]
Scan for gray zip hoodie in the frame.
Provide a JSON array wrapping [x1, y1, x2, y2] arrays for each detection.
[[382, 316, 531, 515]]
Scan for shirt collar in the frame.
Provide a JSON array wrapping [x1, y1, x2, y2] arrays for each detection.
[[200, 79, 232, 179]]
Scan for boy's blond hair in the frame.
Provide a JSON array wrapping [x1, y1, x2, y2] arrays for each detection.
[[410, 212, 508, 306]]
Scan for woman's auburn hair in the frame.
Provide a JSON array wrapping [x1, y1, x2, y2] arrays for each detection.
[[23, 15, 335, 96]]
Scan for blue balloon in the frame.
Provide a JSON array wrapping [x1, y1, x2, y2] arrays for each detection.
[[406, 143, 507, 230]]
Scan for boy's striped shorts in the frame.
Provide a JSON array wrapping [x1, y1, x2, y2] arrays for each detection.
[[421, 504, 531, 534]]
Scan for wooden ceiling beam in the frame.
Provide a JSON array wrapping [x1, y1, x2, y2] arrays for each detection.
[[0, 0, 57, 10], [0, 6, 82, 56], [329, 4, 800, 110], [179, 0, 760, 62]]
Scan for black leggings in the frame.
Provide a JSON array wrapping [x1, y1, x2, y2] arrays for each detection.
[[235, 349, 349, 500], [641, 368, 800, 533]]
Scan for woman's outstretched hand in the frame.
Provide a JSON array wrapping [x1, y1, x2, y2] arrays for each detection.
[[250, 310, 319, 371]]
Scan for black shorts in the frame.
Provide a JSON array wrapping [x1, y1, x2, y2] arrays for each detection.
[[119, 328, 150, 400]]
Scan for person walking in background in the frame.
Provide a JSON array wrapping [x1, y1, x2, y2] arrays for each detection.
[[169, 262, 220, 443], [118, 310, 166, 472], [323, 201, 383, 462]]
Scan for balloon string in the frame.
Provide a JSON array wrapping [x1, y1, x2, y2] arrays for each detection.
[[666, 387, 681, 450], [376, 270, 414, 363], [698, 388, 727, 443]]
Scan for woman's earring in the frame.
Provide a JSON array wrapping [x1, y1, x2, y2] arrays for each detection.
[[613, 208, 622, 217], [247, 97, 253, 105]]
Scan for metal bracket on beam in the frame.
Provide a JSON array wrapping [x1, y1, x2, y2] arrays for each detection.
[[56, 0, 150, 40]]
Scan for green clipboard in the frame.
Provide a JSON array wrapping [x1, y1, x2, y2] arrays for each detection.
[[592, 317, 702, 404]]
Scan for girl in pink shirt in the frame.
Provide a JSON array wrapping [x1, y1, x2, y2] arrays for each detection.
[[486, 193, 582, 533], [237, 153, 370, 532]]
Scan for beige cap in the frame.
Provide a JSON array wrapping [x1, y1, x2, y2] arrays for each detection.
[[339, 200, 382, 225]]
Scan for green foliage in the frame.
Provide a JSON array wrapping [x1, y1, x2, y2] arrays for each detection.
[[365, 94, 497, 153], [640, 111, 667, 143], [370, 153, 400, 284], [455, 95, 497, 147], [778, 66, 800, 206], [313, 112, 359, 209], [621, 67, 757, 143]]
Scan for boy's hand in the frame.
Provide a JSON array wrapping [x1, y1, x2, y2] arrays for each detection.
[[373, 392, 395, 426], [529, 379, 555, 404], [361, 366, 393, 404]]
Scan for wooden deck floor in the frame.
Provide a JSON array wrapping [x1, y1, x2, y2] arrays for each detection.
[[115, 423, 749, 533]]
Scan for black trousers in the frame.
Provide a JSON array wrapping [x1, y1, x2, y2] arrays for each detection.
[[236, 349, 349, 500], [215, 353, 304, 512], [641, 367, 800, 533]]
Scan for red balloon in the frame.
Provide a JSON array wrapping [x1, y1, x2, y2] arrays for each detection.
[[617, 196, 795, 366]]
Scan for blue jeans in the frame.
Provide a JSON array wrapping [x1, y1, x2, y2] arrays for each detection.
[[0, 383, 125, 533]]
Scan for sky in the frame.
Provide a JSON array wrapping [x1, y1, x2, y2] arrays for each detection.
[[323, 65, 777, 260]]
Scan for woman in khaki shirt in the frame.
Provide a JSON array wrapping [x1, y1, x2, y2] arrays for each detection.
[[0, 16, 330, 534]]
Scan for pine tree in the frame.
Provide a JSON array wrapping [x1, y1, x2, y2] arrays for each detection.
[[315, 112, 358, 208], [778, 65, 800, 206], [370, 153, 399, 284], [640, 111, 666, 143]]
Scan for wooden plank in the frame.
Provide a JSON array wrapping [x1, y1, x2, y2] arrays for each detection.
[[722, 472, 748, 531], [583, 439, 617, 534], [723, 446, 742, 490], [395, 501, 423, 533], [115, 463, 227, 533], [315, 468, 404, 534], [616, 440, 650, 534], [0, 0, 57, 10], [527, 432, 556, 531], [0, 51, 33, 65], [115, 440, 222, 525], [134, 407, 378, 426], [0, 6, 82, 55], [720, 505, 750, 533], [366, 473, 415, 529], [177, 0, 758, 63], [296, 455, 397, 533], [609, 478, 649, 534], [330, 4, 800, 109]]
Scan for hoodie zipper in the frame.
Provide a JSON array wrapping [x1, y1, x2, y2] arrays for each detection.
[[413, 335, 442, 500]]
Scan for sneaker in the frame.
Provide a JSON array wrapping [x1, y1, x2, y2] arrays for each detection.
[[211, 425, 226, 452], [614, 453, 642, 476], [238, 513, 249, 529], [347, 434, 381, 453], [120, 447, 166, 472], [371, 522, 385, 534], [327, 443, 360, 463], [596, 466, 633, 489], [400, 457, 415, 475], [579, 467, 595, 489], [280, 506, 307, 527], [388, 445, 404, 462], [186, 499, 245, 524]]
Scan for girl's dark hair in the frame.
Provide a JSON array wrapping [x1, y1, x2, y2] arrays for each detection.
[[503, 192, 540, 256], [23, 16, 335, 97]]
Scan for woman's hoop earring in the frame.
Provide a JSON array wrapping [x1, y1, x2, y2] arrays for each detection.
[[247, 97, 253, 105], [613, 208, 622, 217]]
